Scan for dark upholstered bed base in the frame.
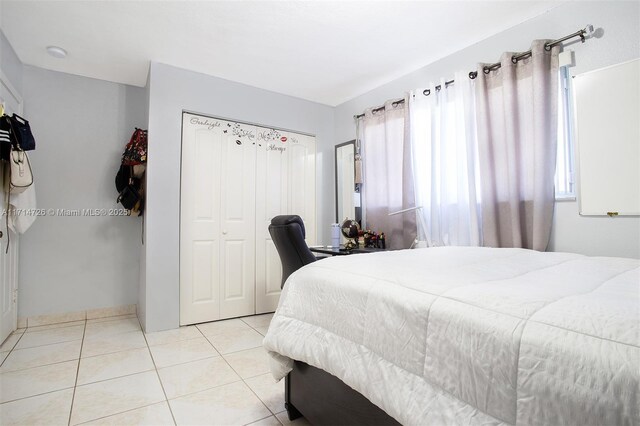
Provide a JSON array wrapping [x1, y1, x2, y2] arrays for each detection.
[[285, 361, 401, 426]]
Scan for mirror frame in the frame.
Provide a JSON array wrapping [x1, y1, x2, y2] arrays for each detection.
[[334, 140, 360, 224]]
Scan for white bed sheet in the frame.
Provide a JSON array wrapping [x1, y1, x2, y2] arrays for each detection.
[[263, 247, 639, 425]]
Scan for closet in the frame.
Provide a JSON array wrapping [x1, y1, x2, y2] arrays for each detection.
[[180, 112, 316, 325]]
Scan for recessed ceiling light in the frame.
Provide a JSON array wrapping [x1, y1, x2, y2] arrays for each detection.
[[46, 46, 67, 59]]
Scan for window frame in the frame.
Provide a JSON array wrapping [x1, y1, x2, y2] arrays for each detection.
[[555, 66, 577, 201]]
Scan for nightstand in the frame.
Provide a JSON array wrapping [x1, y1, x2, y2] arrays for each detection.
[[309, 246, 387, 257]]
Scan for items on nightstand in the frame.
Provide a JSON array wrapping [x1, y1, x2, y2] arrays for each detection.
[[362, 229, 385, 249], [331, 223, 341, 247], [340, 218, 360, 250]]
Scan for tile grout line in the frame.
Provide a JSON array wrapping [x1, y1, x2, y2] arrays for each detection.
[[22, 320, 87, 333], [6, 337, 84, 355], [245, 413, 283, 426], [238, 315, 284, 421], [72, 401, 167, 426], [0, 354, 83, 375], [243, 379, 282, 419], [0, 386, 76, 406], [200, 330, 278, 421], [0, 329, 25, 368], [240, 315, 273, 334], [161, 376, 245, 403], [67, 318, 88, 426], [137, 316, 178, 426]]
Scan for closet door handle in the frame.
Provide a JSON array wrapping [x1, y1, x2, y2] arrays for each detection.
[[222, 230, 228, 235]]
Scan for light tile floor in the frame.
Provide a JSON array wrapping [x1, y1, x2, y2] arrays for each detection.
[[0, 313, 311, 426]]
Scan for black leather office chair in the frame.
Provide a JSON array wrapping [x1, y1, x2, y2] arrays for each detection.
[[269, 215, 317, 289]]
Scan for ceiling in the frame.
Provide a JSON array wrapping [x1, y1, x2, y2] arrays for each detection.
[[0, 1, 564, 106]]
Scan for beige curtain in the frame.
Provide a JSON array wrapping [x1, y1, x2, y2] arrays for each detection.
[[360, 97, 416, 250], [475, 40, 560, 251]]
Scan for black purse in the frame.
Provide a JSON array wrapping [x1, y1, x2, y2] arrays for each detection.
[[115, 165, 143, 211], [117, 184, 142, 210], [9, 114, 36, 151]]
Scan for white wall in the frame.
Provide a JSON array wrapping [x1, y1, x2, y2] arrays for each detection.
[[334, 1, 640, 259], [143, 62, 334, 331], [138, 73, 150, 331], [18, 65, 147, 317]]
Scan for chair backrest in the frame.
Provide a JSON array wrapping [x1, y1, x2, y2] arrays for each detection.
[[268, 215, 317, 288]]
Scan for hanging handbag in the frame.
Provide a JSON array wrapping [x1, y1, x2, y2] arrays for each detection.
[[117, 184, 142, 210], [4, 148, 33, 194], [121, 128, 147, 165], [115, 165, 142, 210], [9, 114, 36, 151]]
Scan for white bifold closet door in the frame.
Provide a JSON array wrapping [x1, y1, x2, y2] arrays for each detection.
[[180, 113, 316, 325], [255, 129, 316, 313], [180, 115, 257, 325]]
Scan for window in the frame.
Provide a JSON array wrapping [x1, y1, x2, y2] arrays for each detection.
[[555, 66, 576, 199]]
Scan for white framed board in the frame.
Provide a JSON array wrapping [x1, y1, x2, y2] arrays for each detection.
[[574, 58, 640, 216]]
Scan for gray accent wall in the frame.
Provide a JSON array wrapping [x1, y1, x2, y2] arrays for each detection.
[[19, 66, 147, 317], [334, 1, 640, 259], [142, 62, 335, 332]]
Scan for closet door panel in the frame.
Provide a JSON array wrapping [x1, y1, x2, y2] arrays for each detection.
[[192, 242, 217, 302], [223, 241, 247, 299], [219, 123, 257, 319], [255, 127, 288, 313], [288, 133, 316, 244], [180, 116, 224, 325]]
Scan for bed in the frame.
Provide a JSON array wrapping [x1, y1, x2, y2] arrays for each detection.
[[263, 247, 639, 425]]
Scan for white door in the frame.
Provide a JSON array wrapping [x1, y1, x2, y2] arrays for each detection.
[[255, 129, 316, 313], [180, 114, 256, 325], [0, 213, 18, 342], [218, 121, 256, 319], [288, 133, 316, 244], [255, 127, 290, 314], [0, 72, 21, 343]]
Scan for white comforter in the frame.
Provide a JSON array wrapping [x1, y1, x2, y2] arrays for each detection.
[[263, 247, 640, 426]]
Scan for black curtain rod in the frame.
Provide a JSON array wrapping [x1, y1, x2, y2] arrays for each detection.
[[355, 25, 593, 119]]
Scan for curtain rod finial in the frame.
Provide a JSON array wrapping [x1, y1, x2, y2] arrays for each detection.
[[584, 24, 594, 35]]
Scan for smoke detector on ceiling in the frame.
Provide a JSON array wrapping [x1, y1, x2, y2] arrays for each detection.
[[46, 46, 67, 59]]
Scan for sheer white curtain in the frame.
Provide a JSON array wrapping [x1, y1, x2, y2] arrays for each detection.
[[409, 71, 482, 247], [475, 40, 560, 251], [359, 98, 416, 250]]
